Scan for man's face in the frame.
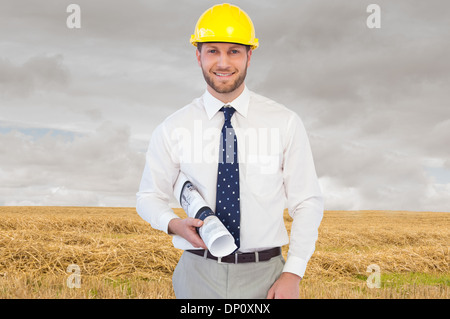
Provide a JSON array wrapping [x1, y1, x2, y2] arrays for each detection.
[[196, 42, 252, 96]]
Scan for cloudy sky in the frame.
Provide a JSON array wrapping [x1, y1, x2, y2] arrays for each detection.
[[1, 0, 449, 211]]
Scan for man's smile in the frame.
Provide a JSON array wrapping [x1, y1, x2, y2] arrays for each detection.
[[213, 71, 236, 78]]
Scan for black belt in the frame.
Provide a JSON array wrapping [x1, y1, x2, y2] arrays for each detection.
[[186, 247, 282, 264]]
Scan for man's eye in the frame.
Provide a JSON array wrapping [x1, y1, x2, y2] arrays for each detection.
[[231, 50, 239, 54], [208, 49, 216, 54]]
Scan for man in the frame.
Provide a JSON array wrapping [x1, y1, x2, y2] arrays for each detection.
[[136, 3, 323, 299]]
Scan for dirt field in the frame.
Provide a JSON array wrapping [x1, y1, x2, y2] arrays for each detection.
[[0, 206, 448, 298]]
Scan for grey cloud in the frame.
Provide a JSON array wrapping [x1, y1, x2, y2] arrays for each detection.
[[0, 55, 69, 97], [0, 0, 204, 47], [0, 121, 144, 206], [312, 134, 440, 211]]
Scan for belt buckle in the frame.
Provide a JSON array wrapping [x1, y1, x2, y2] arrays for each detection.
[[217, 257, 223, 264], [255, 251, 259, 263]]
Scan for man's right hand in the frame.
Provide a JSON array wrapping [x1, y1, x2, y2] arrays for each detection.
[[168, 217, 207, 249]]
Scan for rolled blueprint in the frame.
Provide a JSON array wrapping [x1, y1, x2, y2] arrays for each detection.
[[174, 172, 237, 257]]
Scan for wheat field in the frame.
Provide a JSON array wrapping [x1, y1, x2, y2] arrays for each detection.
[[0, 206, 448, 299]]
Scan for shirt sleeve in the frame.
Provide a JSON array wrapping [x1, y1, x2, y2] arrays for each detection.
[[136, 122, 181, 234], [281, 113, 324, 278]]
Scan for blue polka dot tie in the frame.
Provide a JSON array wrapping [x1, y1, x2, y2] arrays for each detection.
[[216, 106, 240, 250]]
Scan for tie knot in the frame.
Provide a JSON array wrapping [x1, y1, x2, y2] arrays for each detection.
[[220, 106, 236, 123]]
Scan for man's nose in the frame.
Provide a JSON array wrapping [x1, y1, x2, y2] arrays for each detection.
[[216, 52, 231, 69]]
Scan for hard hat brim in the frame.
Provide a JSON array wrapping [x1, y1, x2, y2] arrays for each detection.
[[190, 35, 259, 50]]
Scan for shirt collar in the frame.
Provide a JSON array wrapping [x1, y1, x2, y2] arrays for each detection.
[[203, 86, 250, 120]]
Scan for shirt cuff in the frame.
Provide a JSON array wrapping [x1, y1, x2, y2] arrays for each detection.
[[282, 255, 308, 278], [159, 210, 181, 234]]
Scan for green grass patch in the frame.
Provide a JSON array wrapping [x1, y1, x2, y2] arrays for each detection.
[[355, 272, 449, 287], [381, 272, 449, 287], [104, 278, 134, 297]]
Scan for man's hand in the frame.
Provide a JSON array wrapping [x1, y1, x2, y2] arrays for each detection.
[[168, 217, 207, 249], [266, 272, 302, 299]]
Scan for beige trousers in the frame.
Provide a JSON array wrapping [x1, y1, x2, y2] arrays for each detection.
[[172, 250, 285, 299]]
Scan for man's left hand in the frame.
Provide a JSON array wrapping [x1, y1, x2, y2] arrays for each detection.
[[266, 272, 302, 299]]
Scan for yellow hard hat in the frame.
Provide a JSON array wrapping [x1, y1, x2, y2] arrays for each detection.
[[190, 3, 259, 50]]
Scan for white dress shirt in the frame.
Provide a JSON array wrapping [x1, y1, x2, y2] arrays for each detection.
[[136, 86, 323, 277]]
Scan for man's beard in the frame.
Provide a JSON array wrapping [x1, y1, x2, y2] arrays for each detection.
[[201, 66, 248, 94]]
